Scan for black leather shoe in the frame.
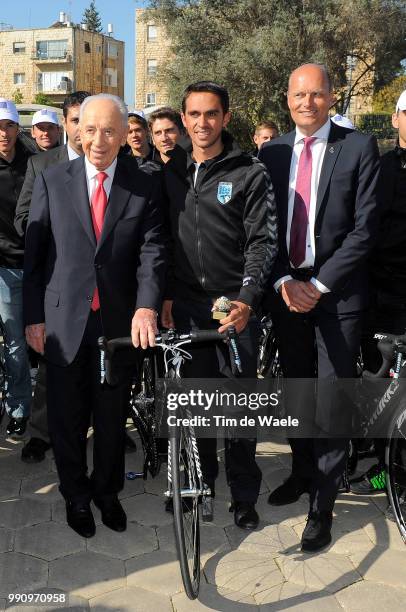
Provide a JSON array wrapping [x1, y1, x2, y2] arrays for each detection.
[[301, 510, 332, 553], [21, 437, 51, 463], [232, 501, 259, 530], [94, 497, 127, 532], [66, 502, 95, 538], [268, 476, 309, 506], [6, 417, 28, 438]]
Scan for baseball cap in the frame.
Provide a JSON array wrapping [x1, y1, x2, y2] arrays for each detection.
[[32, 109, 59, 126], [331, 114, 355, 130], [395, 90, 406, 112], [0, 98, 19, 124]]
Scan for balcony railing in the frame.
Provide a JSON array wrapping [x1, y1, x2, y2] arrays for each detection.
[[36, 81, 72, 94], [32, 51, 72, 62]]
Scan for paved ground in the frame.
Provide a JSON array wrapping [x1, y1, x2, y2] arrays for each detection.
[[0, 420, 405, 612]]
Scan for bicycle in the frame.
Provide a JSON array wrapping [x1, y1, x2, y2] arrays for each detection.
[[99, 326, 242, 599]]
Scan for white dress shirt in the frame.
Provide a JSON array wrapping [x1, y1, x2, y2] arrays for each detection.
[[84, 156, 117, 204], [275, 119, 331, 293], [67, 143, 81, 161]]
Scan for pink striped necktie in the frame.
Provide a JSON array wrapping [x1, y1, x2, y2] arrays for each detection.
[[90, 171, 108, 311], [289, 136, 316, 268]]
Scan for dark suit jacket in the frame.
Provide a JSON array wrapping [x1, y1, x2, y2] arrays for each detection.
[[259, 121, 381, 313], [15, 145, 69, 238], [23, 155, 166, 366]]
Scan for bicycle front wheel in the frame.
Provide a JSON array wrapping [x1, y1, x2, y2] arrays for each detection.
[[386, 398, 406, 543], [170, 422, 201, 599]]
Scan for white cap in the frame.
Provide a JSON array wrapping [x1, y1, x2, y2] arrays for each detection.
[[396, 90, 406, 112], [331, 114, 355, 130], [32, 109, 59, 126], [0, 98, 19, 124]]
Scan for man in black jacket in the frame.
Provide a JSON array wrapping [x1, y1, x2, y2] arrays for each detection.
[[161, 81, 278, 529], [351, 90, 406, 495], [15, 91, 90, 463], [0, 99, 34, 437]]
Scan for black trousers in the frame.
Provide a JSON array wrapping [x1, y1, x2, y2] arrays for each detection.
[[47, 311, 132, 504], [172, 298, 262, 503], [271, 300, 362, 512]]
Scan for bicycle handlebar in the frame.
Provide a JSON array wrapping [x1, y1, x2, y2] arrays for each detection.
[[98, 328, 241, 385], [363, 331, 406, 379]]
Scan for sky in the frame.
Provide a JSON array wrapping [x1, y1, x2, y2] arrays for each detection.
[[0, 0, 148, 106]]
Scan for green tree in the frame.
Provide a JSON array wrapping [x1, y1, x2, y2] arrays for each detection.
[[12, 89, 23, 104], [373, 75, 406, 113], [147, 0, 406, 147], [33, 93, 53, 105], [82, 1, 102, 33]]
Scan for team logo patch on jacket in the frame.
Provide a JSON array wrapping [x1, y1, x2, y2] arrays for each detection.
[[217, 182, 233, 205]]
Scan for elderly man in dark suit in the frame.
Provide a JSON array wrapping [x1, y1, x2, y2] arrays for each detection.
[[259, 63, 380, 552], [16, 91, 90, 465], [23, 93, 166, 538]]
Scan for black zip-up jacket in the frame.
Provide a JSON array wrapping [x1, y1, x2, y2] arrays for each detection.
[[0, 136, 34, 268], [163, 131, 278, 309]]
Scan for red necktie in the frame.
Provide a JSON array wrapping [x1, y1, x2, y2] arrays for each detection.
[[90, 171, 108, 311], [289, 136, 316, 268]]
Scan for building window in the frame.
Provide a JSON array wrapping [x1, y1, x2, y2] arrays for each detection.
[[84, 42, 91, 53], [146, 92, 156, 107], [147, 59, 157, 76], [37, 71, 70, 92], [107, 42, 118, 58], [13, 42, 26, 54], [147, 25, 157, 42], [13, 73, 25, 84], [36, 39, 68, 60], [105, 68, 118, 88]]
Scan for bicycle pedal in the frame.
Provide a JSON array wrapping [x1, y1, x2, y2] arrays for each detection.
[[202, 496, 214, 522]]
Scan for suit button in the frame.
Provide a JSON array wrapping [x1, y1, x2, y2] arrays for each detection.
[[95, 264, 102, 269], [86, 295, 92, 302]]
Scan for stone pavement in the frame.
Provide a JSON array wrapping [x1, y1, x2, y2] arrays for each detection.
[[1, 420, 405, 612]]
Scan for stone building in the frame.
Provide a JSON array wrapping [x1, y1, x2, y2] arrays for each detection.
[[135, 9, 171, 110], [0, 13, 124, 105]]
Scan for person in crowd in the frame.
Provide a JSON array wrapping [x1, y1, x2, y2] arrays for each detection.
[[161, 81, 278, 530], [126, 112, 154, 166], [251, 120, 279, 157], [0, 99, 34, 437], [15, 91, 90, 464], [23, 93, 166, 538], [148, 107, 184, 164], [330, 114, 355, 130], [259, 63, 380, 552], [351, 90, 406, 495], [31, 109, 61, 151]]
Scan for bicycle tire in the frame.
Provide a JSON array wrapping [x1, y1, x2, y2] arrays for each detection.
[[171, 423, 201, 599], [386, 398, 406, 543]]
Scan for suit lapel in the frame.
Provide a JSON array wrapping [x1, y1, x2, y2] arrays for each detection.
[[65, 157, 96, 247], [275, 132, 295, 242], [96, 160, 131, 254], [315, 121, 343, 218]]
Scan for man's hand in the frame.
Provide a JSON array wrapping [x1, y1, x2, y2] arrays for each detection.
[[280, 280, 321, 313], [161, 300, 175, 329], [218, 301, 251, 334], [26, 323, 46, 355], [131, 308, 158, 349]]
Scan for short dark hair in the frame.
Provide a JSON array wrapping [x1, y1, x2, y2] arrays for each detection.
[[62, 91, 91, 118], [148, 107, 183, 132], [128, 113, 148, 131], [255, 120, 279, 135], [182, 81, 229, 114]]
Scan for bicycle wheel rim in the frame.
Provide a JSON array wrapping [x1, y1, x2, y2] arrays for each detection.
[[386, 402, 406, 544], [171, 427, 200, 599]]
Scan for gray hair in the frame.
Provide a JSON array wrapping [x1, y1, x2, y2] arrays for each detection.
[[79, 93, 128, 127]]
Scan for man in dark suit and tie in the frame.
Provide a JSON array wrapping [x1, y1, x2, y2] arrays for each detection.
[[259, 63, 380, 552], [23, 94, 166, 538], [16, 91, 90, 465]]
